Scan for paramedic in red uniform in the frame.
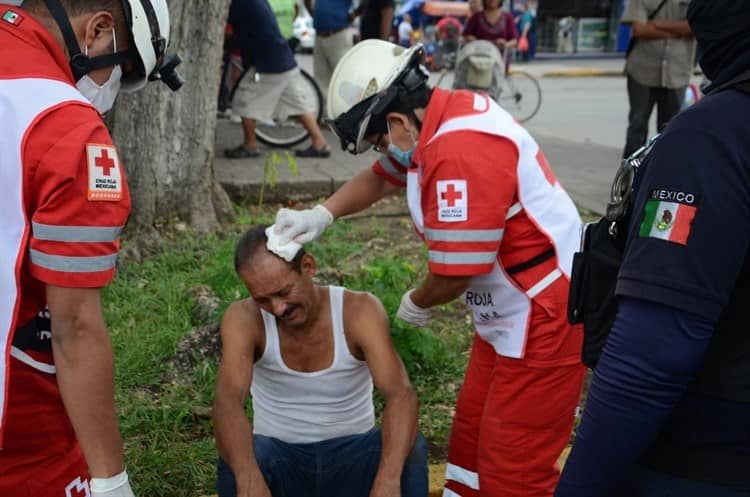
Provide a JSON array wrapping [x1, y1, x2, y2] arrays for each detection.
[[272, 40, 586, 497], [0, 1, 180, 496]]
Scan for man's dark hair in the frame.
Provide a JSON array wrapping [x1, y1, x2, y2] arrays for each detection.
[[234, 225, 306, 275]]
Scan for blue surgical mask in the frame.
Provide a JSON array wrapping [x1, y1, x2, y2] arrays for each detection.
[[386, 119, 417, 167]]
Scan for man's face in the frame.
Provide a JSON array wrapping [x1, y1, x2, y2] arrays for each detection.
[[240, 252, 317, 327]]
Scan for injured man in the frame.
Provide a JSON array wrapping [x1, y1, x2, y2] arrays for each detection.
[[212, 225, 428, 497]]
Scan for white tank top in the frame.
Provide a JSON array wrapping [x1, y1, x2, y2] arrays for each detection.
[[251, 286, 375, 444]]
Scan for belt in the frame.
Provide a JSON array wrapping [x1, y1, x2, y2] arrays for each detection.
[[317, 27, 347, 38], [506, 248, 556, 275]]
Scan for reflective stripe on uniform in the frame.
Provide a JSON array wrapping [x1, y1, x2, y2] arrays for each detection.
[[424, 228, 503, 243], [10, 346, 56, 374], [506, 202, 522, 220], [29, 249, 118, 273], [377, 155, 407, 181], [443, 489, 464, 497], [445, 463, 480, 490], [429, 250, 497, 265], [526, 268, 563, 298], [32, 222, 123, 243]]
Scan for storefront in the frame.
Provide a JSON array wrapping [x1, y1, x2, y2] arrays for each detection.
[[519, 0, 628, 53]]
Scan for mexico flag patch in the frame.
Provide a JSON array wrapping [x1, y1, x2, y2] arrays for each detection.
[[639, 188, 699, 245], [2, 10, 24, 26]]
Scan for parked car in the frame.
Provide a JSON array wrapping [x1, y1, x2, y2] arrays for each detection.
[[293, 16, 315, 53]]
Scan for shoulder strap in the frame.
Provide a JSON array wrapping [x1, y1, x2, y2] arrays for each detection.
[[708, 69, 750, 96], [649, 0, 669, 20]]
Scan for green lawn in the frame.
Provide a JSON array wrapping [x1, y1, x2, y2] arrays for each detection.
[[104, 205, 471, 496]]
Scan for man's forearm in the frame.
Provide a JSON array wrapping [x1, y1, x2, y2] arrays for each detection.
[[631, 21, 676, 40], [650, 19, 692, 37], [52, 318, 125, 478], [376, 388, 419, 481], [411, 272, 472, 309], [214, 399, 262, 492]]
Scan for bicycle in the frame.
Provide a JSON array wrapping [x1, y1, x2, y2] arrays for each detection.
[[219, 49, 324, 148], [435, 42, 542, 123]]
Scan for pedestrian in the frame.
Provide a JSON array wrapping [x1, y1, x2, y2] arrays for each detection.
[[621, 0, 696, 158], [463, 0, 518, 58], [355, 0, 395, 41], [304, 0, 353, 102], [273, 40, 586, 497], [213, 226, 428, 497], [225, 0, 331, 159], [556, 16, 574, 54], [555, 1, 750, 496], [0, 0, 180, 496], [517, 4, 536, 61], [398, 13, 413, 47]]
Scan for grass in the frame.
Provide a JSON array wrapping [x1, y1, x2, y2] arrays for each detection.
[[104, 204, 471, 496]]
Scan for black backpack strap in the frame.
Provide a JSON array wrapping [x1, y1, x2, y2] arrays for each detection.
[[707, 69, 750, 96]]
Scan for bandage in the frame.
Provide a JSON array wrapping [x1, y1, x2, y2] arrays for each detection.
[[266, 225, 302, 262]]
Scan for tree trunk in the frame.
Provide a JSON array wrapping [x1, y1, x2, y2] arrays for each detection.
[[112, 0, 234, 240]]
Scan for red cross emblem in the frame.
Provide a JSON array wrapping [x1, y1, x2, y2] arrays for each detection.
[[94, 149, 116, 176], [441, 184, 463, 207]]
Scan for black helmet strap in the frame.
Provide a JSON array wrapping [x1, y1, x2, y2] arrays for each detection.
[[44, 0, 131, 81]]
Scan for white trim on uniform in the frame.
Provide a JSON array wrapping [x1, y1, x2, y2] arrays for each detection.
[[526, 268, 563, 298], [10, 346, 56, 374], [445, 463, 480, 490]]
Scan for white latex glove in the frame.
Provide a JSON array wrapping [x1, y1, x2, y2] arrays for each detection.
[[397, 289, 432, 327], [91, 470, 135, 497], [274, 205, 334, 244]]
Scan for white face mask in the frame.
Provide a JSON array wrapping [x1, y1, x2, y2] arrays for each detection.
[[76, 29, 122, 114]]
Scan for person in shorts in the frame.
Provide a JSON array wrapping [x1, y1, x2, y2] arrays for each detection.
[[226, 0, 331, 158]]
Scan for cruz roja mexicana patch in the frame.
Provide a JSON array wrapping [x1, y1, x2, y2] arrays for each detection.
[[639, 188, 699, 246]]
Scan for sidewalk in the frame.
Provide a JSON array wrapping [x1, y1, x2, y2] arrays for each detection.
[[215, 119, 618, 216]]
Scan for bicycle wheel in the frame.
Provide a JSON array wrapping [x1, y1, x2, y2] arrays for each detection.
[[231, 67, 323, 148], [496, 70, 542, 123]]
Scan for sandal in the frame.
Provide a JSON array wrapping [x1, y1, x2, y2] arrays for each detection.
[[295, 144, 331, 158], [224, 145, 260, 159]]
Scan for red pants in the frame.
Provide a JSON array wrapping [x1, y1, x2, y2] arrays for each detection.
[[0, 355, 90, 496], [444, 334, 586, 497]]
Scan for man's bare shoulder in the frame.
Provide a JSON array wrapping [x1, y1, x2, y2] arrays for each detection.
[[220, 298, 266, 348], [341, 289, 391, 343], [342, 288, 388, 319]]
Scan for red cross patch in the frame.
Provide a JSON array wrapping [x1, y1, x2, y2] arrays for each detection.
[[437, 179, 467, 222], [86, 144, 123, 201]]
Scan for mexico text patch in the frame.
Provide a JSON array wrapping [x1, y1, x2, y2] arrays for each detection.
[[639, 188, 699, 245], [437, 179, 467, 222], [86, 144, 123, 201]]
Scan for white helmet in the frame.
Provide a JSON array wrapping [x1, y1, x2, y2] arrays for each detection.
[[328, 40, 427, 154], [45, 0, 182, 91], [121, 0, 181, 91]]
